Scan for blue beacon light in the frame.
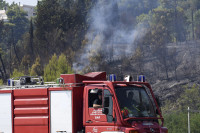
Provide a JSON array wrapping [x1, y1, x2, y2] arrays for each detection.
[[7, 79, 14, 86], [8, 79, 11, 86], [109, 74, 116, 82], [138, 75, 145, 82]]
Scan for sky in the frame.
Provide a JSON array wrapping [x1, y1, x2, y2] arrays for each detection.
[[5, 0, 37, 6]]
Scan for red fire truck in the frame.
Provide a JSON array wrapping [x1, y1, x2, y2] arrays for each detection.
[[0, 72, 168, 133]]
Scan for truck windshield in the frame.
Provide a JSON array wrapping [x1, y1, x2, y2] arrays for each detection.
[[115, 85, 156, 118]]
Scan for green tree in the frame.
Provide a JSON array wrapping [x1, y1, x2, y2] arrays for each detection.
[[174, 7, 187, 42], [163, 84, 200, 132], [44, 54, 58, 82], [149, 8, 174, 79], [4, 3, 29, 66], [191, 113, 200, 133], [178, 84, 200, 110], [131, 47, 144, 74], [35, 0, 67, 58], [44, 53, 73, 81], [0, 0, 8, 10], [158, 0, 188, 42], [194, 10, 200, 39], [30, 57, 43, 76], [20, 55, 31, 74], [35, 0, 63, 40], [179, 0, 200, 40], [160, 0, 176, 9], [0, 20, 3, 42], [164, 112, 200, 133], [137, 6, 187, 79], [7, 3, 29, 44], [29, 18, 34, 56], [57, 53, 73, 77], [189, 0, 200, 40], [0, 48, 7, 80], [164, 112, 187, 133], [0, 79, 3, 85], [10, 68, 24, 78], [35, 0, 94, 62]]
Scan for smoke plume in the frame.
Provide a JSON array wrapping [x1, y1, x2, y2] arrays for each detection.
[[73, 0, 148, 73]]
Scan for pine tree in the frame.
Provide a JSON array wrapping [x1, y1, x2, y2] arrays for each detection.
[[44, 53, 73, 81], [44, 54, 58, 82], [30, 57, 43, 76]]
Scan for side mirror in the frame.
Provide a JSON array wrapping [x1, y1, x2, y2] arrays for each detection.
[[103, 97, 109, 107], [102, 108, 109, 115], [155, 95, 162, 115], [102, 97, 109, 115], [155, 95, 161, 107]]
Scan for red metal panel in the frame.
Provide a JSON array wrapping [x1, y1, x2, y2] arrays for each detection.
[[72, 86, 84, 133], [15, 126, 48, 133], [84, 72, 106, 80], [86, 126, 116, 133], [14, 107, 48, 115], [14, 88, 48, 96], [88, 108, 107, 122], [14, 98, 48, 105], [13, 88, 49, 133], [60, 72, 106, 84], [48, 87, 72, 91], [14, 117, 48, 125], [0, 90, 12, 93]]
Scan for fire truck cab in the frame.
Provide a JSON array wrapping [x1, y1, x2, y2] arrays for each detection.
[[0, 72, 168, 133]]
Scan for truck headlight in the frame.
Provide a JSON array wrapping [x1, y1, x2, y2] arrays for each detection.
[[129, 130, 139, 133]]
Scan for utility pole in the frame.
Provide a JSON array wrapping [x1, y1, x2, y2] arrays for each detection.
[[188, 107, 190, 133]]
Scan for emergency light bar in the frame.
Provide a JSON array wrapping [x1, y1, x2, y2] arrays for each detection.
[[7, 79, 14, 86], [124, 75, 132, 82], [109, 74, 116, 82], [138, 75, 145, 82], [7, 76, 44, 87]]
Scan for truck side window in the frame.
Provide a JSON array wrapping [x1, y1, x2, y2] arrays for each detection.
[[104, 89, 113, 122], [88, 89, 102, 108]]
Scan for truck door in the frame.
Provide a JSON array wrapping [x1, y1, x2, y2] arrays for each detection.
[[85, 87, 115, 133], [50, 90, 72, 133]]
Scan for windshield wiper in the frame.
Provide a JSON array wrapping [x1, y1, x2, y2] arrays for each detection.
[[124, 117, 160, 122]]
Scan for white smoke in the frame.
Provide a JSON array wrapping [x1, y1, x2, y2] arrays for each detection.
[[73, 0, 149, 73]]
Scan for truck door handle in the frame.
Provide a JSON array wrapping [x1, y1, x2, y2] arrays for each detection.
[[86, 120, 93, 123]]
